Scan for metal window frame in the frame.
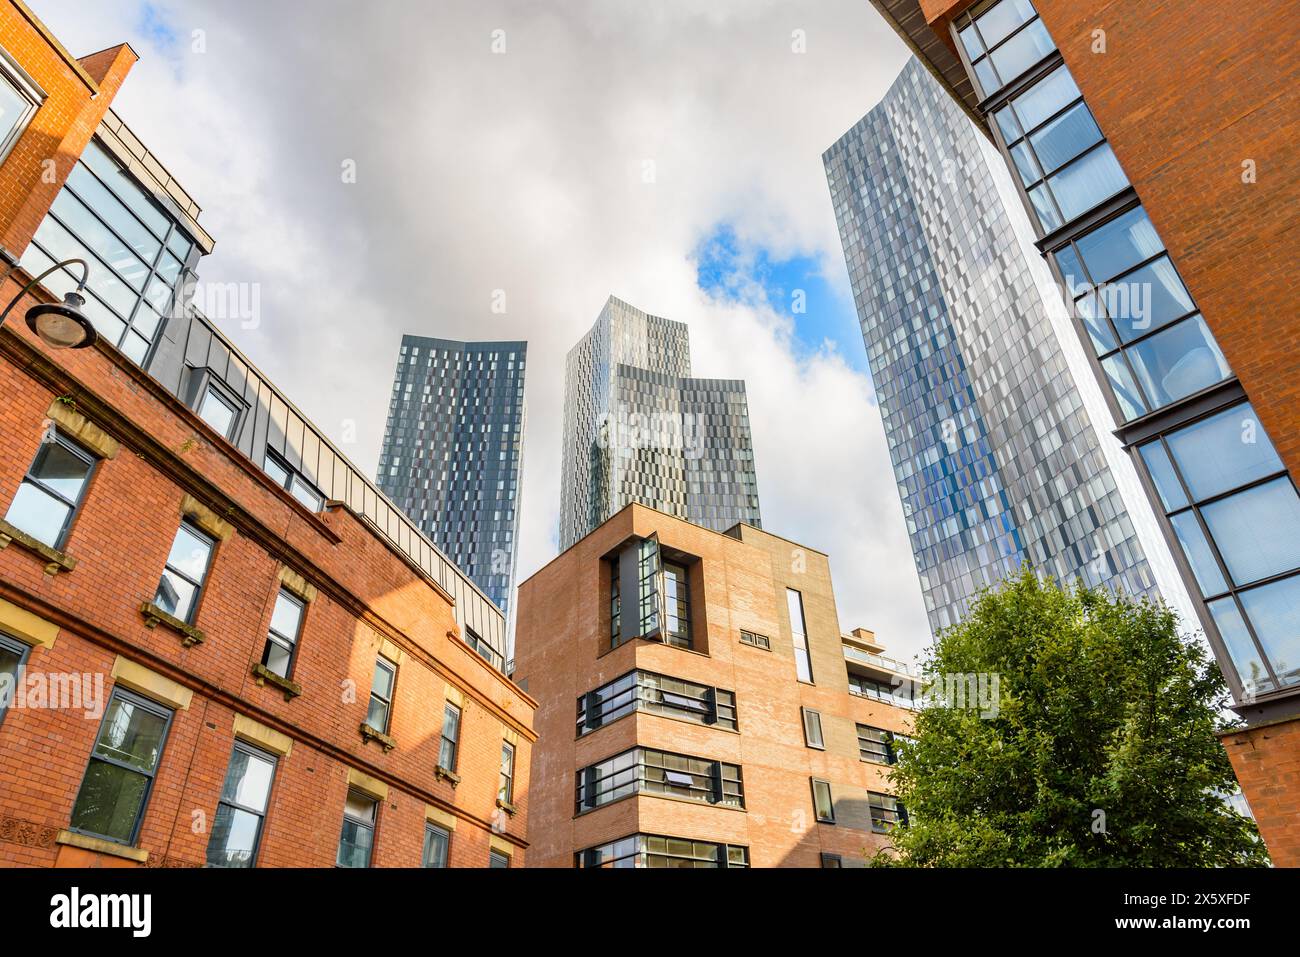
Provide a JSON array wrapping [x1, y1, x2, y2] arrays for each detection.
[[810, 777, 835, 824], [488, 849, 510, 868], [856, 723, 895, 765], [575, 668, 737, 735], [423, 822, 451, 868], [801, 707, 825, 750], [9, 427, 97, 551], [262, 588, 305, 679], [868, 791, 908, 833], [262, 448, 325, 513], [0, 46, 40, 169], [439, 701, 461, 772], [367, 656, 397, 734], [498, 740, 515, 804], [336, 788, 378, 868], [193, 373, 247, 443], [739, 629, 771, 650], [576, 745, 744, 812], [787, 588, 815, 684], [575, 833, 750, 869], [157, 519, 217, 625], [0, 631, 32, 731], [69, 686, 174, 846], [207, 739, 278, 868]]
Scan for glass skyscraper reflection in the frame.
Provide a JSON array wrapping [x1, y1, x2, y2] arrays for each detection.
[[559, 295, 761, 550], [823, 58, 1192, 634], [377, 337, 526, 617]]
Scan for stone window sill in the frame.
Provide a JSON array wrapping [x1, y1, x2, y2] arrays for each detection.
[[251, 662, 302, 701], [360, 722, 397, 752], [56, 829, 148, 863], [496, 798, 517, 817], [435, 765, 461, 787], [0, 519, 77, 575], [140, 601, 205, 647]]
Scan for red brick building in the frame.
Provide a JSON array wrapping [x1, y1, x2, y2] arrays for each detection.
[[868, 0, 1300, 863], [514, 503, 916, 868], [0, 0, 533, 868]]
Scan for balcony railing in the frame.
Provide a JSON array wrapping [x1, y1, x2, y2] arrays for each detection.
[[842, 645, 915, 677], [848, 685, 923, 711]]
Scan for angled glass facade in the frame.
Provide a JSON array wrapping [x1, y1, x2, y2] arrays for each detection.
[[560, 296, 760, 549], [823, 58, 1190, 634], [945, 0, 1300, 706], [376, 337, 526, 617]]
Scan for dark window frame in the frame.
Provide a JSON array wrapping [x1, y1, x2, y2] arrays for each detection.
[[576, 669, 738, 735], [811, 778, 835, 824], [489, 849, 510, 868], [336, 788, 378, 868], [801, 707, 825, 750], [206, 739, 277, 868], [69, 686, 174, 846], [576, 833, 749, 869], [0, 632, 32, 731], [154, 519, 217, 625], [423, 822, 450, 868], [739, 629, 771, 651], [439, 701, 461, 772], [6, 428, 97, 551], [869, 791, 908, 833], [261, 588, 306, 680], [498, 741, 515, 805], [262, 448, 325, 513], [366, 656, 397, 734], [576, 746, 745, 813]]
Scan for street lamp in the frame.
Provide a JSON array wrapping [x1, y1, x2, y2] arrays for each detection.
[[0, 257, 98, 350]]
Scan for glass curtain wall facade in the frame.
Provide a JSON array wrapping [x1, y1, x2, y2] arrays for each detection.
[[559, 295, 761, 549], [377, 336, 526, 616], [947, 0, 1300, 705], [824, 58, 1189, 633]]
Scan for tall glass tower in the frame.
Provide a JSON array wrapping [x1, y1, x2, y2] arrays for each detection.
[[559, 295, 761, 550], [823, 58, 1192, 634], [377, 336, 526, 617]]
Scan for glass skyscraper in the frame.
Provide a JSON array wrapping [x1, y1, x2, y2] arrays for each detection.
[[823, 58, 1192, 634], [377, 337, 526, 617], [559, 295, 761, 550]]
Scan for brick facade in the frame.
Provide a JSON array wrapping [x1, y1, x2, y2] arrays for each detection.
[[0, 1, 533, 869], [514, 503, 914, 868]]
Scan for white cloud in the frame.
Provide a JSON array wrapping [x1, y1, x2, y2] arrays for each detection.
[[31, 0, 929, 661]]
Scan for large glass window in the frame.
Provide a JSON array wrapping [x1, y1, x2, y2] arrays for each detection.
[[261, 589, 304, 680], [1138, 403, 1300, 694], [19, 139, 196, 363], [662, 562, 691, 647], [69, 688, 172, 844], [802, 707, 825, 749], [3, 430, 95, 549], [869, 792, 908, 832], [153, 521, 216, 624], [577, 834, 749, 869], [608, 555, 621, 646], [576, 747, 744, 812], [811, 778, 835, 823], [577, 669, 737, 734], [0, 63, 39, 162], [637, 534, 662, 641], [206, 741, 276, 868], [336, 790, 376, 868], [1052, 206, 1230, 421], [957, 0, 1054, 98], [788, 588, 814, 683]]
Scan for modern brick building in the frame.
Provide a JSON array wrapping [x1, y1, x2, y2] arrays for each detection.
[[559, 295, 762, 550], [377, 336, 527, 624], [867, 0, 1300, 863], [0, 0, 533, 868], [514, 503, 916, 867]]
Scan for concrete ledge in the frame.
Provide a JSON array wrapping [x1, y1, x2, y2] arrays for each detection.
[[425, 805, 457, 830], [233, 714, 293, 757], [489, 834, 514, 859], [251, 662, 302, 701], [46, 400, 119, 459], [55, 830, 148, 863], [140, 601, 205, 647], [347, 767, 388, 801], [0, 597, 59, 649], [180, 494, 233, 542], [111, 656, 192, 711], [0, 518, 77, 575], [359, 722, 397, 753], [444, 683, 464, 708], [277, 565, 317, 602], [379, 638, 406, 665], [503, 726, 520, 746]]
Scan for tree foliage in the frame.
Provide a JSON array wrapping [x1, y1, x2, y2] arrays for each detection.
[[877, 568, 1267, 867]]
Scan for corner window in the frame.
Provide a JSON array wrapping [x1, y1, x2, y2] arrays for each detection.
[[577, 747, 744, 811], [577, 670, 737, 734], [366, 657, 397, 733], [498, 741, 515, 805], [263, 450, 324, 512], [206, 741, 276, 868], [261, 589, 304, 680], [801, 707, 825, 749], [869, 792, 908, 832], [423, 823, 450, 868], [69, 688, 173, 845], [811, 778, 835, 824], [196, 384, 242, 441], [787, 589, 814, 683], [577, 834, 749, 869], [439, 702, 461, 772], [956, 0, 1056, 98], [337, 789, 377, 868], [4, 429, 95, 549], [0, 633, 31, 728], [153, 521, 216, 624]]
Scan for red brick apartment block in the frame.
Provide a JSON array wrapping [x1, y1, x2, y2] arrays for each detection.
[[870, 0, 1300, 863], [514, 503, 916, 868], [0, 0, 533, 868]]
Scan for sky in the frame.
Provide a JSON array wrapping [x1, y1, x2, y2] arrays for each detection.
[[32, 0, 930, 663]]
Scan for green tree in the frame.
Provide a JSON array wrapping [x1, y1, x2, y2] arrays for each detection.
[[877, 568, 1267, 867]]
